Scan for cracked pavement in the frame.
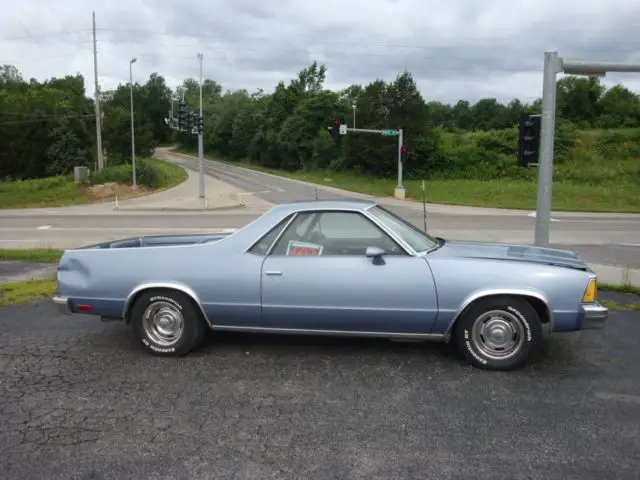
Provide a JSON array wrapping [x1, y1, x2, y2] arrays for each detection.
[[1, 293, 639, 480]]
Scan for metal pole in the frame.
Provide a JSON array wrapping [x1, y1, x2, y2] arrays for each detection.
[[352, 104, 356, 129], [397, 128, 403, 188], [197, 53, 205, 198], [92, 11, 104, 171], [129, 58, 137, 191], [534, 51, 559, 247]]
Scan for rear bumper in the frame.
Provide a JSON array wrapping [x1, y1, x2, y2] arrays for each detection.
[[52, 295, 71, 315], [580, 302, 608, 330]]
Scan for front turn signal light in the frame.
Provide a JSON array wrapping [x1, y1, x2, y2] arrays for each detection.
[[582, 278, 598, 303]]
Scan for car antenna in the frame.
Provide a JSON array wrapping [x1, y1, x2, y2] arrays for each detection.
[[421, 179, 428, 233], [314, 188, 318, 200]]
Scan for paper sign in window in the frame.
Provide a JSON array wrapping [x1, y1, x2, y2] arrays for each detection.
[[286, 240, 323, 256]]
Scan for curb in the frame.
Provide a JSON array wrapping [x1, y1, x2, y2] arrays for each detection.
[[113, 203, 246, 212]]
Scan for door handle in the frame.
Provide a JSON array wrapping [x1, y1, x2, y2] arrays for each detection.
[[264, 271, 283, 276]]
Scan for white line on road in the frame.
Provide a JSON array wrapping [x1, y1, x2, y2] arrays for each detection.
[[37, 225, 52, 230], [527, 212, 560, 222], [237, 191, 271, 196], [620, 243, 640, 247]]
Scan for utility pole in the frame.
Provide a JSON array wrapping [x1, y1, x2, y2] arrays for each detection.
[[197, 52, 205, 198], [92, 11, 104, 171], [129, 58, 137, 191], [533, 52, 640, 246]]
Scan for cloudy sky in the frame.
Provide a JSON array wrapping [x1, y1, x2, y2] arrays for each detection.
[[1, 0, 639, 104]]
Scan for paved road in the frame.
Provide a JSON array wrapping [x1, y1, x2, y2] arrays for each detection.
[[1, 292, 639, 479], [1, 212, 639, 267], [0, 150, 639, 266]]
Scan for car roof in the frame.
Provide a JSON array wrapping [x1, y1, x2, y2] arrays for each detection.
[[268, 198, 378, 216]]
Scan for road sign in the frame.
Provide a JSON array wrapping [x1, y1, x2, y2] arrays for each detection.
[[381, 129, 399, 136], [339, 124, 347, 135]]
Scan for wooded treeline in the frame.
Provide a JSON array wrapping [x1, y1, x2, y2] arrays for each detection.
[[1, 61, 639, 182]]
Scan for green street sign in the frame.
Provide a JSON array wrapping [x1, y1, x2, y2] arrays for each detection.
[[380, 129, 399, 136]]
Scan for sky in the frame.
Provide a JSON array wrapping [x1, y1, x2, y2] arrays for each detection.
[[1, 0, 639, 105]]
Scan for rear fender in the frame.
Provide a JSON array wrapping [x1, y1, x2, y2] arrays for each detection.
[[122, 282, 212, 328]]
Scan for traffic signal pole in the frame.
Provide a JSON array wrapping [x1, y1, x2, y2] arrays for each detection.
[[334, 125, 406, 199], [533, 51, 640, 247], [197, 53, 205, 199], [396, 128, 404, 198]]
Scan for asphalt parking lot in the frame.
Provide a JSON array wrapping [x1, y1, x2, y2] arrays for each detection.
[[1, 293, 639, 480]]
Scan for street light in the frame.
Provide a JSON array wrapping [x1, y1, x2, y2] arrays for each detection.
[[129, 57, 137, 191]]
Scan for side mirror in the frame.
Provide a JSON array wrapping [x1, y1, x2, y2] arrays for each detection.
[[365, 246, 385, 258]]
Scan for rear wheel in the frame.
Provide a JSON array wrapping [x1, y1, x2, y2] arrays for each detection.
[[454, 295, 543, 370], [130, 289, 206, 356]]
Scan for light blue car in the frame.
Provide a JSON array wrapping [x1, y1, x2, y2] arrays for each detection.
[[52, 199, 607, 370]]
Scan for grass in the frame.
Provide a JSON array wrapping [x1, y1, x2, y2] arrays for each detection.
[[0, 248, 64, 263], [0, 276, 57, 307], [0, 157, 187, 209], [600, 283, 640, 295], [601, 299, 640, 311], [172, 148, 640, 213]]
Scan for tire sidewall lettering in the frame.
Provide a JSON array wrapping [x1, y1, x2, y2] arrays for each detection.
[[141, 337, 176, 353], [463, 328, 488, 365], [150, 295, 183, 310], [506, 305, 532, 342]]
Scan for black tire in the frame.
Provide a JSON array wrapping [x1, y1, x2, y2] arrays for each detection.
[[454, 295, 543, 371], [130, 289, 206, 356]]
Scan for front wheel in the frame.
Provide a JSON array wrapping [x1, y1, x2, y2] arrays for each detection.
[[130, 289, 206, 356], [454, 295, 543, 370]]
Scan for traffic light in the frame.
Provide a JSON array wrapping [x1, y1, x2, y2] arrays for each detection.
[[177, 102, 186, 131], [518, 114, 541, 167], [197, 115, 204, 134], [186, 111, 195, 132], [401, 145, 408, 162], [331, 118, 340, 136]]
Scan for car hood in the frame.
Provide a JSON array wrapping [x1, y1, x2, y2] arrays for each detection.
[[429, 239, 589, 270]]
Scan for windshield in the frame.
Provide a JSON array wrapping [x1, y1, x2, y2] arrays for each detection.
[[367, 205, 440, 252]]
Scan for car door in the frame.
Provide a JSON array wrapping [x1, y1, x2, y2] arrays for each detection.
[[259, 210, 439, 334]]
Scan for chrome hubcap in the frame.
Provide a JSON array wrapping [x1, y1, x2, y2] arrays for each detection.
[[471, 310, 524, 360], [142, 301, 184, 347]]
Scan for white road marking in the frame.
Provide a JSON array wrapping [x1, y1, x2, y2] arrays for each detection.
[[237, 191, 271, 196], [620, 243, 640, 247], [37, 225, 52, 230], [527, 212, 560, 222]]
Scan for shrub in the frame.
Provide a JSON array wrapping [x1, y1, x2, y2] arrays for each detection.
[[88, 158, 161, 189]]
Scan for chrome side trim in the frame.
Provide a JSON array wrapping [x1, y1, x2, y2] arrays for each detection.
[[122, 282, 212, 328], [211, 324, 446, 340], [265, 212, 299, 256], [244, 212, 295, 254], [443, 288, 554, 341], [252, 206, 416, 258], [361, 209, 416, 256], [52, 295, 71, 315]]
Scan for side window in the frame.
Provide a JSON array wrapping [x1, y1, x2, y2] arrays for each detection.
[[248, 215, 291, 255], [270, 211, 405, 256]]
